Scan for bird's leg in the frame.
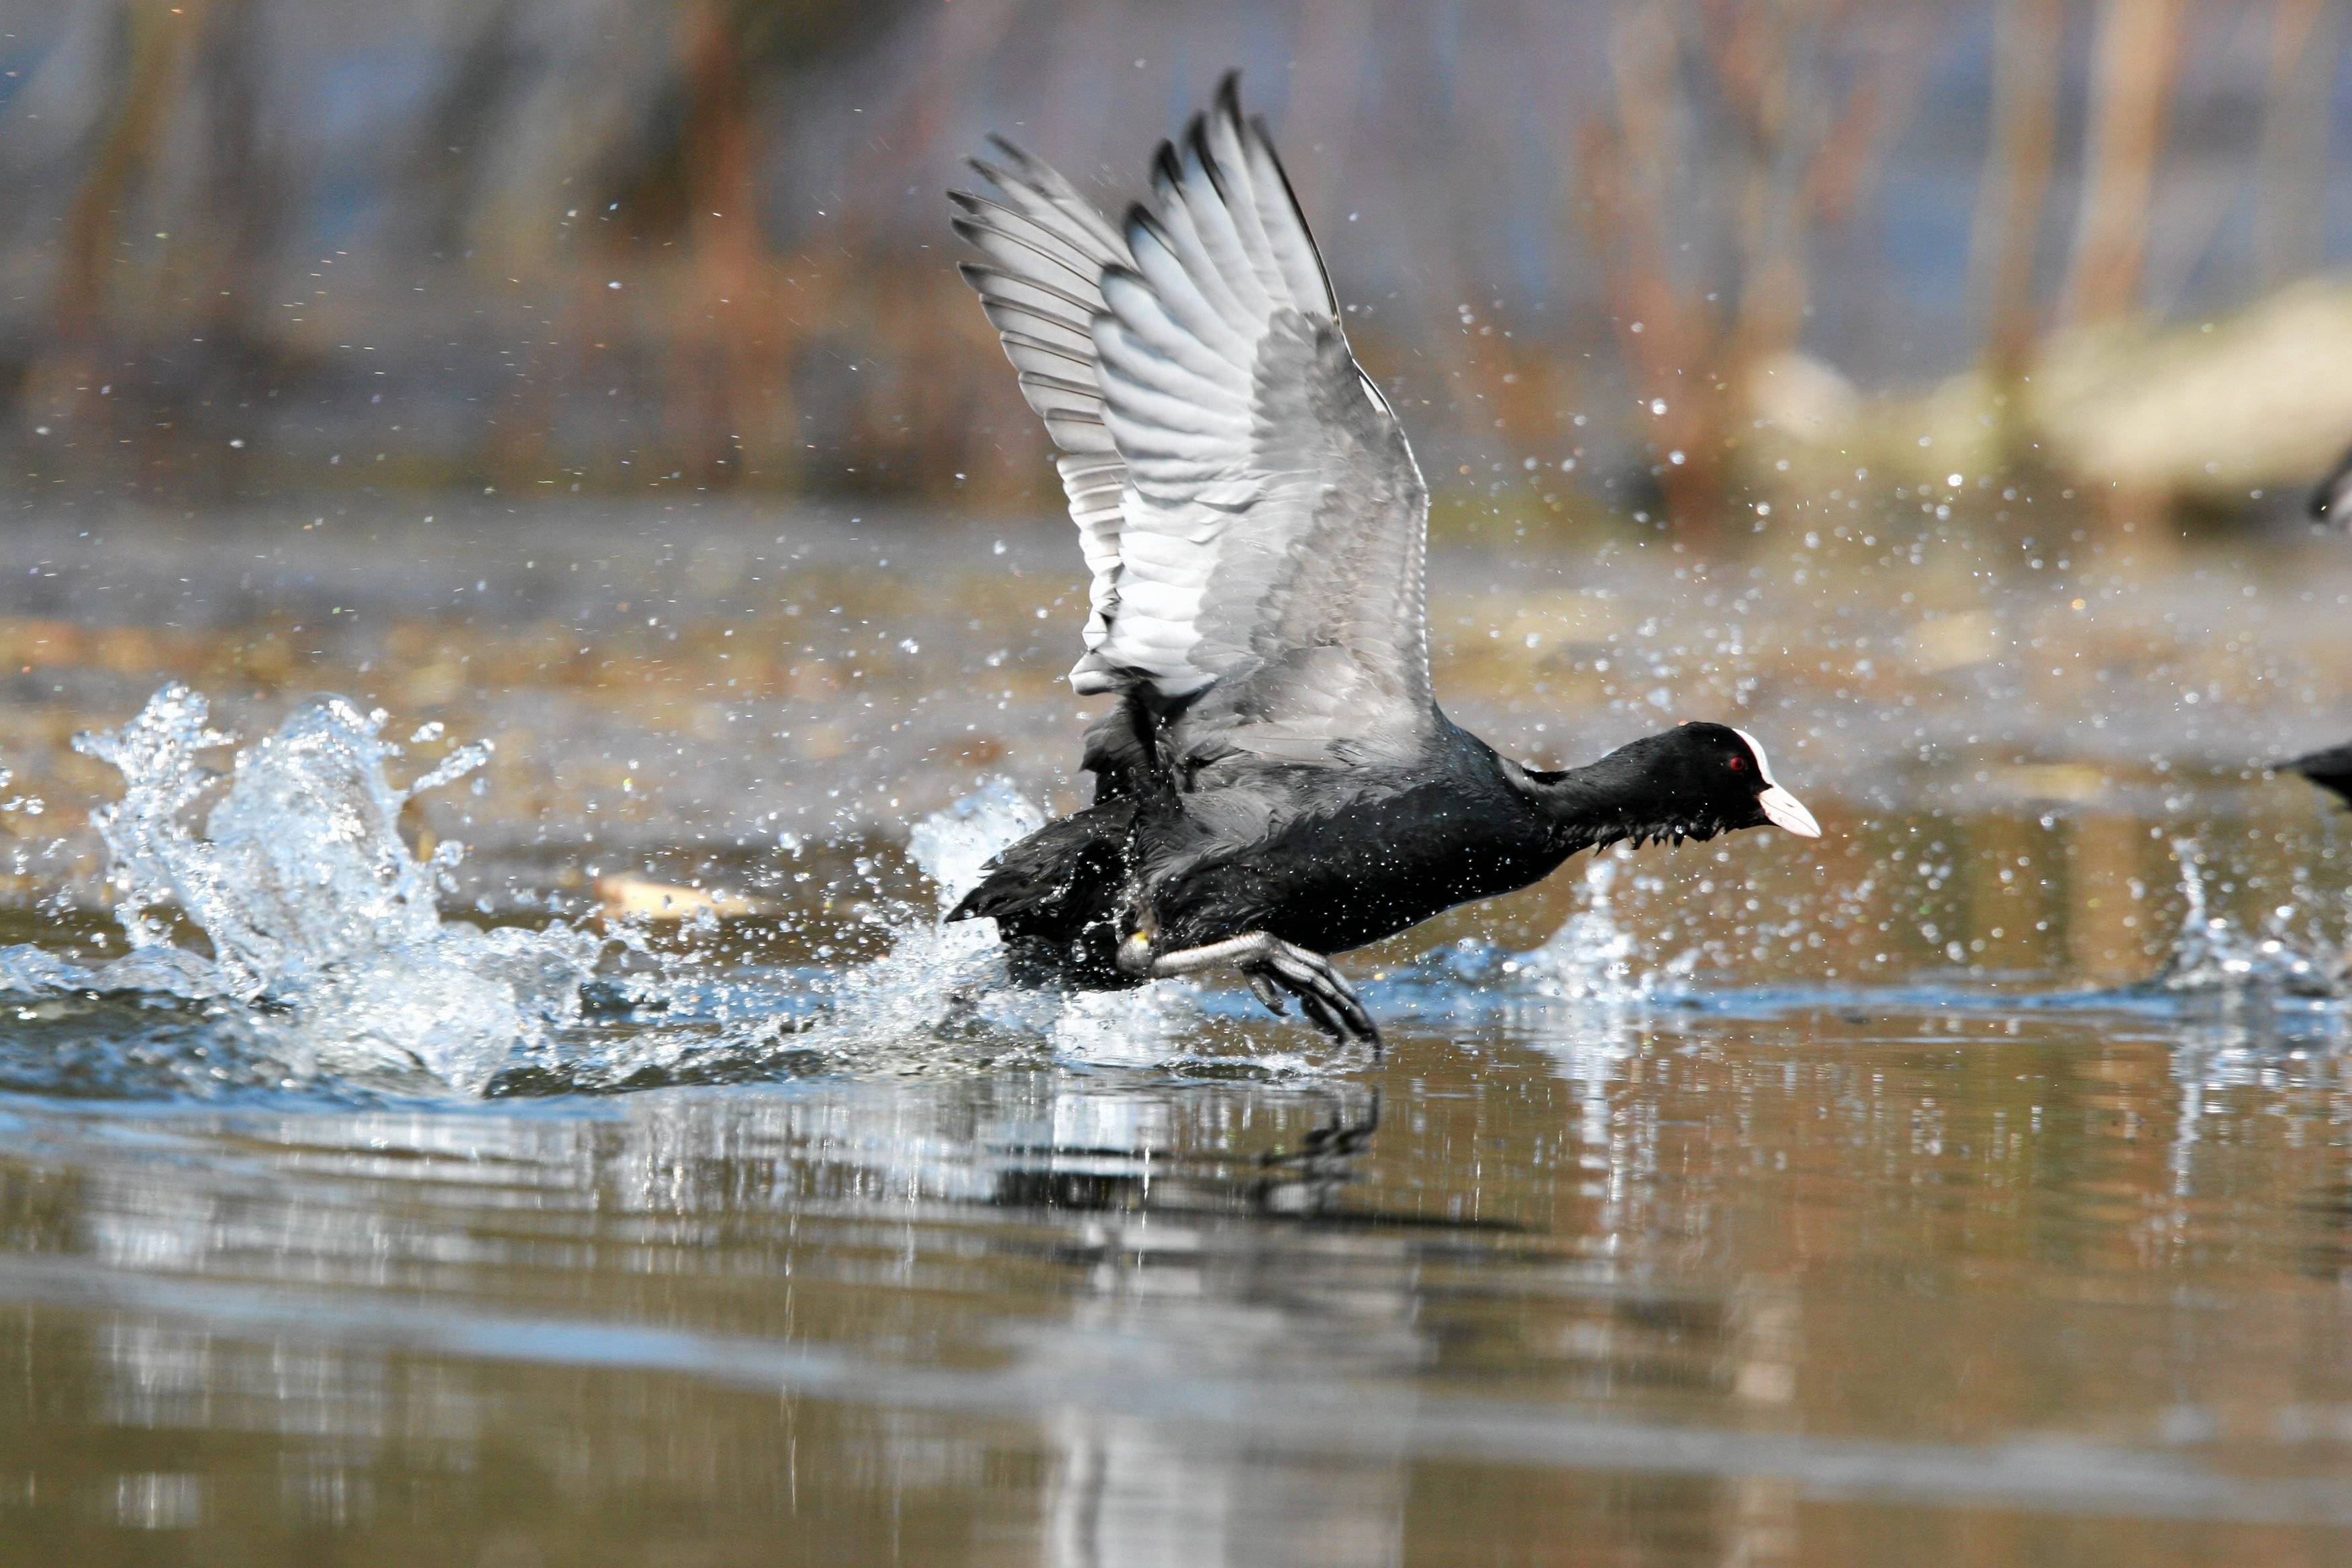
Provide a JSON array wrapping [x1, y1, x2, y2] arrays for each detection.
[[1123, 930, 1381, 1050]]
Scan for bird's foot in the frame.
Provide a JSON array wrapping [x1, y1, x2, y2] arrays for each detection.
[[1140, 930, 1381, 1052], [1239, 946, 1381, 1050]]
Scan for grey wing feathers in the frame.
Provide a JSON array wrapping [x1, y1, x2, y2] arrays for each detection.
[[952, 142, 1133, 677], [1091, 75, 1433, 768], [952, 75, 1434, 774]]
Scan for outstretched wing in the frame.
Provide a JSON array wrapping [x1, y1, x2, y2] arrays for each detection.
[[951, 142, 1134, 673], [1093, 75, 1433, 773], [953, 75, 1434, 779]]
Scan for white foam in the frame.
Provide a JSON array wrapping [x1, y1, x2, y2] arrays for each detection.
[[26, 684, 601, 1091]]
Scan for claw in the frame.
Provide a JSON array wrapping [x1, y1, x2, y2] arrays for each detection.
[[1295, 990, 1338, 1038], [1246, 971, 1287, 1014], [1252, 948, 1378, 1050]]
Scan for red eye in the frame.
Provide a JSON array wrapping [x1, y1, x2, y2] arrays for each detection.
[[1728, 756, 1745, 772]]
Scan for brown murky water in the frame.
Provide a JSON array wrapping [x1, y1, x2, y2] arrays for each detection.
[[1, 501, 2351, 1564]]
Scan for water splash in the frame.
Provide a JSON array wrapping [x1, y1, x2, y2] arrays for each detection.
[[0, 687, 1246, 1097], [2153, 836, 2341, 998], [906, 779, 1043, 908], [812, 779, 1043, 1046], [540, 775, 1214, 1084], [822, 779, 1202, 1068], [2, 685, 601, 1093], [0, 758, 40, 819], [1502, 852, 1685, 1004], [0, 754, 44, 899]]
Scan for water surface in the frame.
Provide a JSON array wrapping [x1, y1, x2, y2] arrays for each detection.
[[1, 503, 2351, 1564]]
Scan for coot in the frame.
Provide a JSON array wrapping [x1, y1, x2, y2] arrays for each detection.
[[944, 76, 1819, 1046], [2312, 446, 2352, 522], [2294, 452, 2352, 808], [2290, 743, 2352, 808]]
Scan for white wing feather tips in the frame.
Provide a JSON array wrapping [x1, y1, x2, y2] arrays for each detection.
[[1057, 452, 1123, 658], [1183, 122, 1281, 311], [975, 140, 1129, 254], [954, 78, 1431, 730], [952, 158, 1133, 642], [948, 195, 1101, 293], [1122, 220, 1258, 366], [1148, 170, 1261, 330], [1237, 128, 1337, 313], [973, 297, 1095, 357]]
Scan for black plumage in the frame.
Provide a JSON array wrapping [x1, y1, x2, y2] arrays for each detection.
[[955, 716, 1812, 1008], [2312, 444, 2352, 524], [2289, 743, 2352, 808]]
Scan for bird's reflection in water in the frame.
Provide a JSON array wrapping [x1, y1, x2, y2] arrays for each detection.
[[17, 1075, 1498, 1567], [975, 1085, 1428, 1568], [8, 991, 2350, 1563], [985, 1085, 1385, 1222]]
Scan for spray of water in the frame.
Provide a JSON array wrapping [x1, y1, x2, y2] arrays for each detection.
[[0, 761, 39, 819], [824, 779, 1205, 1067], [2154, 836, 2341, 997], [538, 774, 1210, 1089], [1503, 852, 1681, 1004], [0, 686, 1232, 1098], [1, 685, 605, 1091], [815, 779, 1044, 1043]]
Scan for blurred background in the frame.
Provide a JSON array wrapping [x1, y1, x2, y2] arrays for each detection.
[[3, 0, 2352, 933], [13, 15, 2352, 1563], [5, 0, 2352, 540]]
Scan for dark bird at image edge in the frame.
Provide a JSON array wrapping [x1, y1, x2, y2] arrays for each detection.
[[2292, 459, 2351, 813], [2310, 444, 2352, 524], [942, 74, 1820, 1047], [2290, 744, 2352, 810]]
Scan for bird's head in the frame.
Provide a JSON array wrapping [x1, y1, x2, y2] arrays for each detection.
[[1536, 722, 1821, 848], [1647, 722, 1821, 840]]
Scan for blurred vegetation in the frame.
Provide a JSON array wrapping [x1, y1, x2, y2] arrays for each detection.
[[2, 0, 2350, 541]]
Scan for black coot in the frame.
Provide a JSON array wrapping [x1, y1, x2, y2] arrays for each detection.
[[2312, 446, 2352, 522], [2290, 744, 2352, 809], [942, 76, 1820, 1046], [2294, 451, 2351, 812]]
